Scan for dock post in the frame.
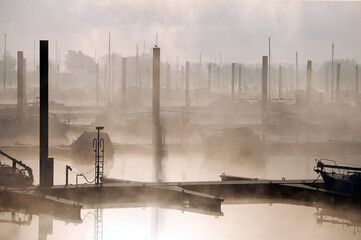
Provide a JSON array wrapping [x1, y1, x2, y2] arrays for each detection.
[[336, 63, 341, 102], [208, 64, 211, 90], [17, 51, 24, 121], [238, 66, 242, 93], [153, 47, 162, 182], [40, 40, 53, 187], [278, 65, 282, 98], [356, 65, 359, 102], [262, 56, 268, 126], [121, 57, 127, 112], [23, 58, 27, 106], [306, 60, 312, 103], [231, 63, 235, 98], [166, 63, 170, 90]]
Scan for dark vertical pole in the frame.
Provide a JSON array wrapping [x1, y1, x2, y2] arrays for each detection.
[[331, 43, 334, 103], [306, 60, 312, 103], [121, 58, 127, 112], [111, 51, 114, 96], [166, 63, 170, 90], [336, 63, 341, 102], [40, 40, 53, 187], [278, 65, 282, 99], [326, 67, 329, 95], [238, 66, 241, 93], [23, 58, 27, 106], [185, 61, 190, 107], [231, 63, 235, 98], [96, 63, 99, 105], [290, 67, 293, 92], [199, 54, 202, 88], [3, 34, 6, 92], [108, 33, 111, 104], [356, 65, 358, 101], [17, 51, 24, 121], [262, 56, 268, 126], [181, 66, 184, 91], [208, 64, 211, 90], [153, 47, 161, 182], [268, 37, 271, 99], [217, 65, 219, 92], [104, 64, 107, 96], [296, 52, 299, 114], [136, 44, 139, 87]]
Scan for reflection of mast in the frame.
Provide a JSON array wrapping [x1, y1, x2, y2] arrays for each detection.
[[94, 208, 103, 240], [0, 211, 32, 225]]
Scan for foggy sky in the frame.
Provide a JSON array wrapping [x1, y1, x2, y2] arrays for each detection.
[[0, 0, 360, 70]]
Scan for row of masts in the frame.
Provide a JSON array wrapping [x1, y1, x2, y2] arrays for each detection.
[[2, 34, 360, 107]]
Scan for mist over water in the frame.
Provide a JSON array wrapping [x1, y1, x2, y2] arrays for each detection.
[[1, 0, 361, 239]]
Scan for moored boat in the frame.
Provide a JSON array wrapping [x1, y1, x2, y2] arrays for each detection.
[[314, 158, 361, 197]]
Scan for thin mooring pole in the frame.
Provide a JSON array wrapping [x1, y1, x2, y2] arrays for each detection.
[[208, 64, 211, 90], [185, 61, 190, 107], [262, 56, 268, 126], [278, 65, 282, 99], [3, 34, 6, 92], [121, 57, 127, 112], [331, 43, 334, 103], [355, 65, 358, 102], [336, 63, 341, 102], [17, 51, 24, 121], [306, 60, 312, 103], [231, 63, 235, 98], [268, 37, 271, 99], [296, 52, 299, 115], [238, 66, 241, 93]]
